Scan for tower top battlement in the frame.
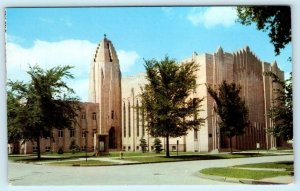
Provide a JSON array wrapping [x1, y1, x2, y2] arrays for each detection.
[[92, 35, 119, 64]]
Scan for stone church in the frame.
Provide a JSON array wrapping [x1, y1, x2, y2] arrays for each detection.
[[122, 46, 287, 153], [13, 36, 289, 154]]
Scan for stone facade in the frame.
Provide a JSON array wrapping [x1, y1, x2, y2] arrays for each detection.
[[12, 37, 289, 154], [89, 35, 122, 152], [121, 46, 287, 153], [18, 103, 99, 154]]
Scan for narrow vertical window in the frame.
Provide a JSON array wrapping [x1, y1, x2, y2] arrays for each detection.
[[101, 69, 104, 86], [81, 113, 86, 119], [92, 112, 97, 120], [142, 107, 145, 137], [194, 129, 198, 140], [136, 99, 139, 137], [128, 101, 131, 137], [58, 130, 64, 138], [123, 103, 126, 137], [70, 129, 75, 137], [82, 130, 87, 138], [111, 110, 114, 119]]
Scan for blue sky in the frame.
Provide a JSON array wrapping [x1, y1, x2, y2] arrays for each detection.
[[6, 7, 292, 101]]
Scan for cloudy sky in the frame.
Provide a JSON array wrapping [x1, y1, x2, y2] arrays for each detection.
[[6, 7, 292, 101]]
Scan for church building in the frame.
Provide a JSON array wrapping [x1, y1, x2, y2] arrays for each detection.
[[121, 46, 287, 153], [13, 36, 289, 155]]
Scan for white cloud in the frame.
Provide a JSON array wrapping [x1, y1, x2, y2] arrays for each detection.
[[117, 50, 140, 72], [68, 78, 89, 102], [6, 39, 140, 101], [6, 39, 96, 101], [187, 7, 237, 28], [6, 34, 25, 44]]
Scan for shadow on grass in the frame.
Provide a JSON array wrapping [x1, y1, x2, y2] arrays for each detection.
[[8, 154, 94, 162], [168, 153, 273, 160], [9, 152, 279, 164], [276, 161, 293, 165]]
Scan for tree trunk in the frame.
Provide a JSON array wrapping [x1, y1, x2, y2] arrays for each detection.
[[37, 136, 41, 159], [229, 136, 232, 154], [166, 134, 170, 158], [12, 141, 20, 154]]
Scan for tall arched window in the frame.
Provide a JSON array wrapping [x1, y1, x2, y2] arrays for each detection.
[[136, 99, 139, 137], [123, 103, 126, 137], [128, 101, 131, 137], [101, 69, 104, 86]]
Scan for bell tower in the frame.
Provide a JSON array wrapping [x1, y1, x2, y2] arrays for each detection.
[[89, 35, 122, 153]]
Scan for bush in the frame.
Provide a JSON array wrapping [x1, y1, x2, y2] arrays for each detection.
[[140, 138, 148, 153], [58, 147, 64, 154], [153, 138, 163, 153]]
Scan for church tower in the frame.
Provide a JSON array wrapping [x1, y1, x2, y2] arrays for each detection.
[[89, 35, 122, 152]]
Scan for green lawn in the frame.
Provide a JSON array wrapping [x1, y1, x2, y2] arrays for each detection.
[[8, 151, 284, 165], [49, 160, 116, 166], [107, 151, 165, 157], [123, 156, 181, 163], [234, 161, 294, 171], [8, 152, 95, 162], [200, 161, 294, 180], [121, 153, 279, 163], [200, 167, 290, 180]]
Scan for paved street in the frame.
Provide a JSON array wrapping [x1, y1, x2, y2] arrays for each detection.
[[8, 154, 293, 185]]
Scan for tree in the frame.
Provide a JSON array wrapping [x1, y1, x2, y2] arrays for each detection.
[[139, 138, 148, 153], [207, 81, 249, 153], [7, 91, 23, 154], [7, 65, 79, 159], [141, 56, 204, 157], [264, 72, 293, 140], [237, 6, 291, 55], [153, 138, 163, 154]]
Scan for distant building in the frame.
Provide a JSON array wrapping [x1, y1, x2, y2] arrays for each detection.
[[12, 36, 289, 155]]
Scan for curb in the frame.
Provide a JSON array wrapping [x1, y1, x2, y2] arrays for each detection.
[[197, 172, 288, 185]]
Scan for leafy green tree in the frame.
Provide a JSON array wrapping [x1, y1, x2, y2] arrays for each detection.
[[7, 65, 79, 159], [237, 6, 291, 55], [153, 138, 163, 154], [139, 138, 148, 153], [7, 91, 23, 154], [207, 81, 249, 153], [264, 72, 293, 140], [141, 56, 204, 157]]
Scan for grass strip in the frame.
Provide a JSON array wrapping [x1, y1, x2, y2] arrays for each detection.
[[49, 160, 116, 166], [200, 167, 290, 180], [9, 152, 279, 163], [234, 161, 294, 171], [121, 153, 278, 163]]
